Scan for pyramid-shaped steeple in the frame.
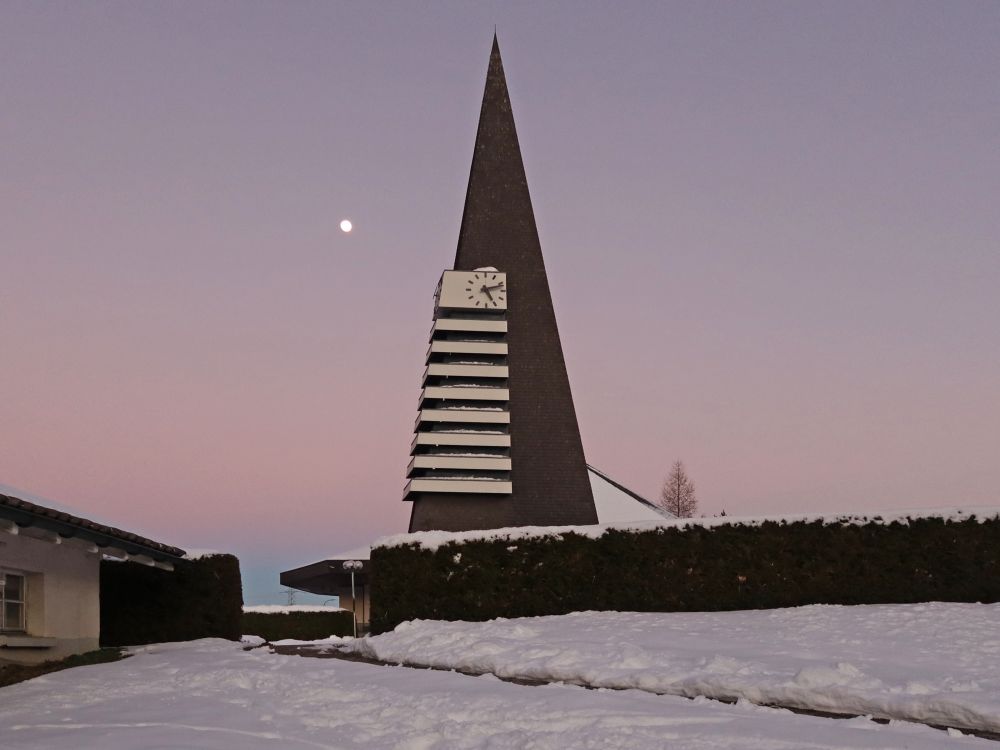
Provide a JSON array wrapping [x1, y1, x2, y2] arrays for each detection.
[[407, 37, 598, 532], [454, 35, 536, 272]]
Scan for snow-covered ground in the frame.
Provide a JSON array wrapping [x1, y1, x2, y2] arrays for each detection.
[[0, 637, 991, 749], [343, 603, 1000, 735]]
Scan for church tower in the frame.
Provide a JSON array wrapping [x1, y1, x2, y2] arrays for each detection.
[[404, 36, 598, 532]]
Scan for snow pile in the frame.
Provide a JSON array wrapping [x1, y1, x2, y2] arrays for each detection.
[[374, 506, 1000, 551], [345, 603, 1000, 734], [243, 605, 347, 614], [0, 637, 988, 748], [271, 635, 349, 646]]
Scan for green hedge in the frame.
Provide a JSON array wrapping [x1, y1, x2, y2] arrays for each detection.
[[100, 554, 243, 646], [370, 516, 1000, 633], [241, 610, 356, 642]]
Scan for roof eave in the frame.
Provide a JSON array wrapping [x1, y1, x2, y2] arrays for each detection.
[[0, 501, 186, 563]]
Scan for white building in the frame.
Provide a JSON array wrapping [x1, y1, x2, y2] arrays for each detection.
[[1, 488, 185, 664]]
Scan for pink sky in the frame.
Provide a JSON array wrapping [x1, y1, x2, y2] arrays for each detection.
[[2, 2, 998, 602]]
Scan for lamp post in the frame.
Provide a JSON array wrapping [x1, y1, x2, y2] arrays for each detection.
[[342, 560, 363, 637]]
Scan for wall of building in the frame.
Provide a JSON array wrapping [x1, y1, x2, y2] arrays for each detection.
[[337, 585, 370, 629], [0, 530, 101, 664]]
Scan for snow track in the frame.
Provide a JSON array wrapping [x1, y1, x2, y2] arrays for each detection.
[[2, 637, 992, 748]]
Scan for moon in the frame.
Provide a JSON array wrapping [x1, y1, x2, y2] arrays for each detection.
[[340, 219, 353, 233]]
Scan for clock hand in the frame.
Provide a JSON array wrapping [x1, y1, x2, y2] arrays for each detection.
[[484, 284, 504, 291], [481, 285, 495, 302]]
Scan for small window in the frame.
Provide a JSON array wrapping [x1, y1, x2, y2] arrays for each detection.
[[0, 571, 26, 632]]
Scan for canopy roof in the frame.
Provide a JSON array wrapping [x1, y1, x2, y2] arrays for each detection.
[[280, 556, 369, 596]]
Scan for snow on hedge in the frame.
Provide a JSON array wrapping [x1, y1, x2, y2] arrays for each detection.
[[343, 602, 1000, 735], [374, 506, 1000, 551], [243, 605, 347, 614], [182, 549, 226, 560], [0, 637, 990, 749]]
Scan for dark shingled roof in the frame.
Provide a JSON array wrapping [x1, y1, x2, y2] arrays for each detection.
[[0, 492, 185, 561]]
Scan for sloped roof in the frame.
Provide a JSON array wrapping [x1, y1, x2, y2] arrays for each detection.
[[587, 465, 675, 522], [0, 491, 185, 562]]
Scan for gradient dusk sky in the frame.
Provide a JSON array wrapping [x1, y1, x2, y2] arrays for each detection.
[[3, 2, 998, 604]]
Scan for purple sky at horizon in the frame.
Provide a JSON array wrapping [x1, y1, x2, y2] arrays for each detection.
[[3, 2, 998, 603]]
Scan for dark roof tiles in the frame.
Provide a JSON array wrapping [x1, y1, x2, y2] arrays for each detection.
[[0, 492, 185, 559]]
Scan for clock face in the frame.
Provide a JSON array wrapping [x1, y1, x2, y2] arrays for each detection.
[[465, 271, 506, 308], [436, 269, 507, 310]]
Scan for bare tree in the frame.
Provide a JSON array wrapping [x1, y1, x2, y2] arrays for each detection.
[[659, 460, 698, 518]]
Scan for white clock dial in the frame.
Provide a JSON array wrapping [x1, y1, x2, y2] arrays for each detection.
[[436, 270, 507, 310], [464, 271, 506, 308]]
